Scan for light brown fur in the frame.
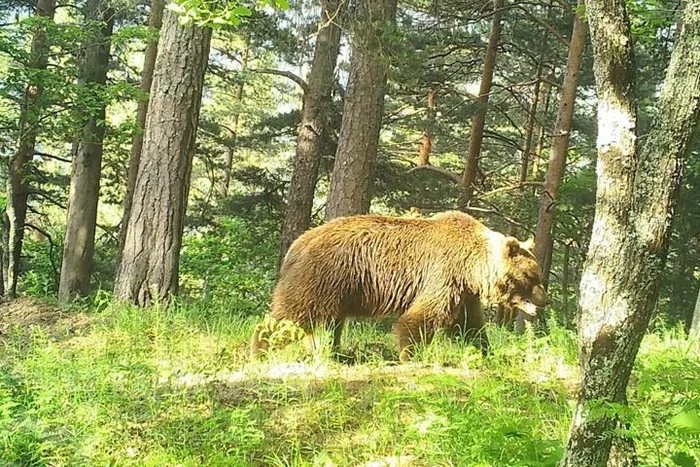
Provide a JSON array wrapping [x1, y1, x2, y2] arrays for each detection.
[[251, 211, 548, 361]]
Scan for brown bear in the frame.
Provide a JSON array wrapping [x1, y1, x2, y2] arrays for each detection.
[[250, 211, 549, 362]]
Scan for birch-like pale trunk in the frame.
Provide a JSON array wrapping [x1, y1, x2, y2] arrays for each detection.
[[561, 1, 700, 465]]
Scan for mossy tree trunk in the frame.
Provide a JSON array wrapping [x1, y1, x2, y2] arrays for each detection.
[[560, 1, 700, 465], [2, 0, 55, 298], [279, 0, 344, 261], [324, 0, 398, 220], [58, 0, 114, 304], [113, 9, 212, 306]]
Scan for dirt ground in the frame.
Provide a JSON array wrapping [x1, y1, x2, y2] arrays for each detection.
[[0, 296, 91, 340]]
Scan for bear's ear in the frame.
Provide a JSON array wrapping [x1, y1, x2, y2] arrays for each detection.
[[504, 237, 521, 257], [520, 237, 535, 252]]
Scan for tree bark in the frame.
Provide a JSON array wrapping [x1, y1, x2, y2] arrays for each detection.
[[117, 0, 165, 269], [560, 0, 700, 465], [279, 0, 343, 261], [2, 0, 55, 298], [419, 87, 437, 166], [533, 3, 587, 280], [113, 9, 212, 306], [58, 0, 114, 304], [219, 36, 250, 198], [519, 70, 542, 184], [533, 80, 552, 178], [324, 0, 398, 220], [460, 0, 504, 204]]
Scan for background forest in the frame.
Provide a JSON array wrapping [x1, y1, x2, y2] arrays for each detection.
[[1, 0, 699, 466]]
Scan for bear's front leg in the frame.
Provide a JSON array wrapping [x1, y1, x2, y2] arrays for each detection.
[[393, 300, 447, 362], [446, 295, 490, 357], [462, 295, 490, 357]]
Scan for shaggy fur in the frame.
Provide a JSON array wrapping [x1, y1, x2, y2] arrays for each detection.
[[251, 211, 548, 361]]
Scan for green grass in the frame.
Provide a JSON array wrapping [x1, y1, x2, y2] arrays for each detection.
[[1, 300, 698, 466]]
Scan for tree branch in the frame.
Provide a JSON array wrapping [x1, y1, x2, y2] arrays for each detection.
[[515, 5, 571, 48], [407, 164, 462, 184], [249, 68, 308, 94], [35, 151, 71, 164], [475, 181, 544, 200]]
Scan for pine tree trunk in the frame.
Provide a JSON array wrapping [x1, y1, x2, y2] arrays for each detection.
[[418, 88, 437, 166], [324, 0, 398, 220], [460, 0, 504, 204], [561, 1, 700, 465], [113, 9, 212, 306], [519, 70, 542, 184], [58, 0, 114, 304], [533, 3, 587, 280], [279, 0, 343, 260], [533, 80, 552, 178], [2, 0, 55, 298], [117, 0, 165, 269], [219, 36, 250, 198]]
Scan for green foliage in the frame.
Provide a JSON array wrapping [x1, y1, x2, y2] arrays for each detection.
[[168, 0, 289, 28], [671, 411, 700, 435], [18, 235, 60, 298], [179, 215, 278, 314]]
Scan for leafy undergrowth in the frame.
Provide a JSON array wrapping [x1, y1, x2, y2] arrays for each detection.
[[0, 299, 698, 466]]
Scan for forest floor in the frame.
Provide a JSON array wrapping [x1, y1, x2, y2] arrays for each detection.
[[0, 297, 698, 467]]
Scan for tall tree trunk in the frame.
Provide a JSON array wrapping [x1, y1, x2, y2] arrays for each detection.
[[519, 69, 542, 184], [533, 80, 552, 178], [533, 4, 587, 281], [117, 0, 165, 269], [419, 87, 437, 166], [219, 36, 250, 198], [460, 0, 504, 205], [113, 9, 212, 306], [279, 0, 343, 261], [3, 0, 55, 298], [521, 0, 553, 184], [561, 1, 700, 465], [324, 0, 398, 220], [58, 0, 114, 304]]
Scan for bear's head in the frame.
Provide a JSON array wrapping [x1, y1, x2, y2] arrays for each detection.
[[496, 237, 550, 318]]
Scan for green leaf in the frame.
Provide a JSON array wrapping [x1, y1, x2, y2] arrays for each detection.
[[672, 451, 697, 467], [670, 411, 700, 434], [232, 5, 252, 17]]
